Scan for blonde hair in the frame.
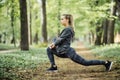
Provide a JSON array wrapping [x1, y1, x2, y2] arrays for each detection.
[[62, 14, 74, 31]]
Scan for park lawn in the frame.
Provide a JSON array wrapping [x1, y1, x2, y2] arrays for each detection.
[[90, 43, 120, 71], [0, 43, 120, 80], [0, 46, 49, 80], [91, 44, 120, 62]]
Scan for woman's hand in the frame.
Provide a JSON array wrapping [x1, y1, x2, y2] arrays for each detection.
[[49, 43, 55, 49]]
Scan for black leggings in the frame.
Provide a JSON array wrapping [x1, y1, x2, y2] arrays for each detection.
[[47, 47, 105, 66]]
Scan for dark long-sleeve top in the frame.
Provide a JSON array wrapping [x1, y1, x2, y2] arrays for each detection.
[[53, 26, 74, 53]]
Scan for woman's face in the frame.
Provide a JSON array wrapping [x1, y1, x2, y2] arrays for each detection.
[[60, 16, 68, 26]]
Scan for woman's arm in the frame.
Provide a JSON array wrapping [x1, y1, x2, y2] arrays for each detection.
[[54, 28, 72, 46], [49, 28, 73, 49]]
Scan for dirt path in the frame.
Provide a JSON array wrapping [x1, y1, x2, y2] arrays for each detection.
[[32, 42, 120, 80]]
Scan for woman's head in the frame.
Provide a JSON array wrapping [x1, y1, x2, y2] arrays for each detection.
[[60, 14, 74, 28]]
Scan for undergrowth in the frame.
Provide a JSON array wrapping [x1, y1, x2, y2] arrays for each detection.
[[0, 47, 48, 80], [91, 44, 120, 63]]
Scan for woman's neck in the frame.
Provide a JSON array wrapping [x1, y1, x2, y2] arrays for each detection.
[[64, 23, 70, 27]]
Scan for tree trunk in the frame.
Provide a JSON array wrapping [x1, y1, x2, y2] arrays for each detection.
[[115, 0, 120, 43], [28, 0, 32, 45], [88, 32, 91, 44], [102, 19, 108, 44], [91, 31, 95, 44], [41, 0, 47, 43], [95, 26, 102, 45], [107, 0, 117, 44], [116, 0, 120, 19], [115, 31, 120, 43], [89, 31, 95, 44], [3, 32, 6, 44], [0, 34, 2, 43], [19, 0, 29, 50], [11, 0, 16, 47], [33, 31, 39, 44]]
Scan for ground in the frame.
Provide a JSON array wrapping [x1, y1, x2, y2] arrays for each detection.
[[1, 43, 119, 80], [31, 42, 120, 80]]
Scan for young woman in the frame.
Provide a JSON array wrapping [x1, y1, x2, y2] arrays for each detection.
[[47, 14, 113, 72]]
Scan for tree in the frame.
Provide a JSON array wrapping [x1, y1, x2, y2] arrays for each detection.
[[10, 0, 16, 47], [19, 0, 29, 50], [102, 19, 109, 44], [41, 0, 47, 43], [116, 0, 120, 19], [107, 0, 117, 44], [33, 31, 39, 44], [95, 22, 103, 45], [27, 0, 32, 45]]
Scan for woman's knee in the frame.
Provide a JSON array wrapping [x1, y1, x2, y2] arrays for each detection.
[[47, 47, 51, 52], [47, 47, 56, 55]]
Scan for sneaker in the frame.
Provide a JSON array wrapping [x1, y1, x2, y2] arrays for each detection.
[[105, 61, 113, 71], [47, 65, 57, 72]]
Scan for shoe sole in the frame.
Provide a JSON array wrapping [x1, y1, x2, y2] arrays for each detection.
[[46, 70, 58, 72], [108, 62, 113, 71]]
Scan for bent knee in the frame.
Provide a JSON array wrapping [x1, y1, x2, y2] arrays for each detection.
[[47, 47, 51, 51]]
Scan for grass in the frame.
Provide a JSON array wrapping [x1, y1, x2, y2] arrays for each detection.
[[85, 43, 120, 74], [1, 42, 120, 79], [0, 45, 49, 80], [0, 43, 17, 50], [90, 44, 120, 63]]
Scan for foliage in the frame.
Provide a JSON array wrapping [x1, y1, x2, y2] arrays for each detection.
[[0, 0, 20, 44], [0, 43, 16, 50], [91, 44, 120, 62], [0, 48, 48, 79], [115, 19, 120, 33], [0, 0, 120, 44]]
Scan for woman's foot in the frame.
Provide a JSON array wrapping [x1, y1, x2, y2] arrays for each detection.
[[47, 65, 57, 72], [105, 61, 113, 71]]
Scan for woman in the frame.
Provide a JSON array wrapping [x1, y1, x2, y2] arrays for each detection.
[[47, 14, 113, 72]]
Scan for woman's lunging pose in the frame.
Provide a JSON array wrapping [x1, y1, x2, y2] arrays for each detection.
[[47, 14, 113, 72]]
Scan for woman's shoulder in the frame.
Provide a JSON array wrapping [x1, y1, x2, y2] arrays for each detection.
[[64, 27, 74, 35], [64, 27, 73, 31]]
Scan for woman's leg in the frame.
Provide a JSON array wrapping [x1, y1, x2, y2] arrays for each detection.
[[47, 47, 68, 71], [47, 47, 56, 66], [47, 47, 68, 65], [66, 48, 106, 66]]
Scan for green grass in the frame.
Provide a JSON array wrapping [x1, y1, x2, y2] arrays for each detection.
[[91, 44, 120, 62], [0, 47, 48, 79], [0, 43, 17, 50]]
